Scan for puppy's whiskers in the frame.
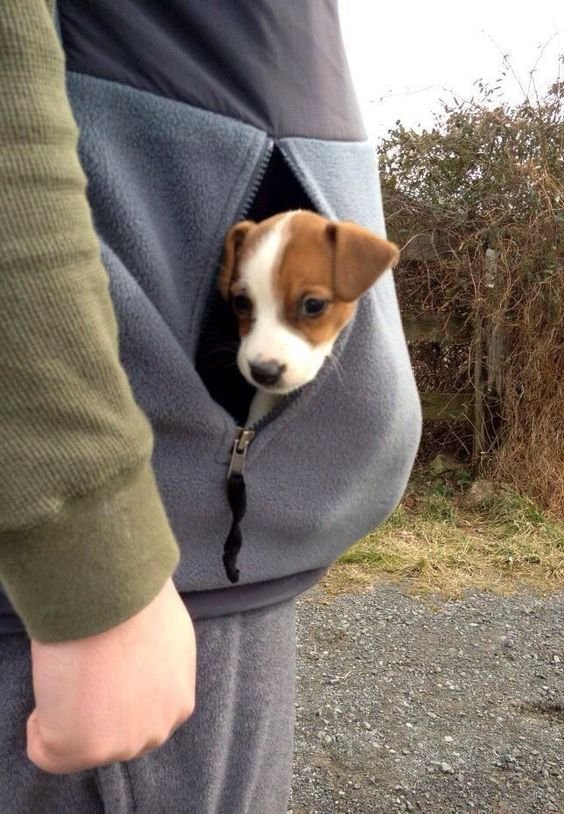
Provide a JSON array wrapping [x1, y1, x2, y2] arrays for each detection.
[[326, 351, 346, 388]]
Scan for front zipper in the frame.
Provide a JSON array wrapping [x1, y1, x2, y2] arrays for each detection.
[[219, 141, 325, 581], [230, 141, 318, 436]]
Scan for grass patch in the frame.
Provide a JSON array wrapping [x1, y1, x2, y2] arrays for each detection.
[[324, 470, 564, 598]]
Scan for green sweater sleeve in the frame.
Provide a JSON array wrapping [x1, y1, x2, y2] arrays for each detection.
[[0, 1, 180, 642]]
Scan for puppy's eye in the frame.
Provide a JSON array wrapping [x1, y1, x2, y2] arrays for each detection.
[[232, 294, 253, 317], [301, 297, 328, 318]]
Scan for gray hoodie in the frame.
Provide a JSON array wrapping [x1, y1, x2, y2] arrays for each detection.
[[0, 0, 421, 630]]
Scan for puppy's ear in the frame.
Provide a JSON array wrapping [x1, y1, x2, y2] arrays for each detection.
[[219, 220, 255, 299], [326, 222, 399, 302]]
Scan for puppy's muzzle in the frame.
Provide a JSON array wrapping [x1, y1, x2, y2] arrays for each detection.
[[249, 360, 286, 388]]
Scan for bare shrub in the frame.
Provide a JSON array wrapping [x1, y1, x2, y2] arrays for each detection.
[[380, 64, 564, 514]]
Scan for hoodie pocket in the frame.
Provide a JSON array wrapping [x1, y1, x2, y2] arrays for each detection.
[[196, 144, 324, 426]]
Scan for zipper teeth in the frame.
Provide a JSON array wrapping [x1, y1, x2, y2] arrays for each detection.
[[248, 389, 300, 433], [239, 142, 275, 220], [208, 143, 272, 330]]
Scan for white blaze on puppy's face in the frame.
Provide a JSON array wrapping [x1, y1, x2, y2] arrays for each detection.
[[236, 213, 334, 394], [220, 211, 399, 395]]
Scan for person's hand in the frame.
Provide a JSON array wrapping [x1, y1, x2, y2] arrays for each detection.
[[26, 578, 196, 774]]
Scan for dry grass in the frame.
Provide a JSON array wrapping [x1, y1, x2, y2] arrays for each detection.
[[323, 471, 564, 598]]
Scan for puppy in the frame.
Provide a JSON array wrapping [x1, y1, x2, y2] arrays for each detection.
[[219, 211, 399, 426]]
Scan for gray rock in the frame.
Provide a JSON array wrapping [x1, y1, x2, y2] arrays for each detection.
[[429, 453, 464, 475], [462, 479, 497, 508]]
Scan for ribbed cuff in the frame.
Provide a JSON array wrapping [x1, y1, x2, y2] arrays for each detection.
[[0, 463, 180, 642]]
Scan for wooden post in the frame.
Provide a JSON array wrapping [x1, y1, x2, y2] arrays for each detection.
[[483, 246, 505, 451], [473, 311, 485, 463], [398, 237, 506, 463], [485, 248, 504, 395]]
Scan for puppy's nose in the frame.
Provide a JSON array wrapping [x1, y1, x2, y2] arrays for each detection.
[[249, 360, 286, 387]]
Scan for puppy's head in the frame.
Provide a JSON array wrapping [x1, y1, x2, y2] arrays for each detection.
[[219, 211, 399, 395]]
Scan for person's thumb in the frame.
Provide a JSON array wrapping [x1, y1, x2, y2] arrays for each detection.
[[26, 709, 75, 774]]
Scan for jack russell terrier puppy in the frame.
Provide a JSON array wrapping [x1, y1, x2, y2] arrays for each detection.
[[219, 210, 399, 426]]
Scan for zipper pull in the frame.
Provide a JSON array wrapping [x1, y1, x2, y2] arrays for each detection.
[[228, 427, 255, 478]]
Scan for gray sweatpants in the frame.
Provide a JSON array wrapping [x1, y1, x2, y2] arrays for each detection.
[[0, 599, 296, 814]]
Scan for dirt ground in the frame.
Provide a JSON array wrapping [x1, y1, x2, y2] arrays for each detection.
[[290, 584, 563, 814]]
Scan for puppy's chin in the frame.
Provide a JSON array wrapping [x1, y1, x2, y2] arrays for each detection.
[[250, 380, 298, 397]]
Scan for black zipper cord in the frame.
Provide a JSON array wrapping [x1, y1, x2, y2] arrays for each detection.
[[223, 471, 247, 583]]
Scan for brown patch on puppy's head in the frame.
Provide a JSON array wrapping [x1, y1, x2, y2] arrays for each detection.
[[274, 211, 399, 346], [326, 219, 399, 301], [218, 220, 255, 300]]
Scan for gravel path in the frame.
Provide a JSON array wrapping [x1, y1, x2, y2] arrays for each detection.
[[290, 585, 563, 814]]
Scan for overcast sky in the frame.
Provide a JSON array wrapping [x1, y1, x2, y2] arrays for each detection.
[[338, 0, 563, 142]]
